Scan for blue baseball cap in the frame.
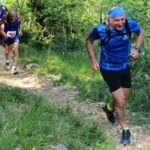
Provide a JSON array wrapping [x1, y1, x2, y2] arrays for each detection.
[[108, 6, 125, 18]]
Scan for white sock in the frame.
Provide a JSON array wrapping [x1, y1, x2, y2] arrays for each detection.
[[6, 60, 10, 63]]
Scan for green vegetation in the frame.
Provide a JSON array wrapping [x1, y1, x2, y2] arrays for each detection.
[[20, 43, 150, 125], [20, 44, 110, 101], [0, 85, 115, 150], [1, 0, 150, 149]]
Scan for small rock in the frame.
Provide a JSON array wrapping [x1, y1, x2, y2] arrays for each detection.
[[53, 144, 68, 150], [26, 63, 39, 70]]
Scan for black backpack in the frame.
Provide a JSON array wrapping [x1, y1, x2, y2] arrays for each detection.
[[100, 19, 131, 46]]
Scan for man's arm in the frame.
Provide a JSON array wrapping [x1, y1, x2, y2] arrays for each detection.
[[18, 15, 23, 36], [135, 28, 144, 51], [86, 36, 99, 71], [130, 28, 144, 59], [0, 16, 8, 39]]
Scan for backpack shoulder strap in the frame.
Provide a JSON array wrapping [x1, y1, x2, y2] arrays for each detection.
[[100, 19, 131, 46], [100, 21, 111, 46], [125, 19, 131, 38]]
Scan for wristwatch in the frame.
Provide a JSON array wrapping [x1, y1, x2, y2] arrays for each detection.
[[135, 47, 141, 53]]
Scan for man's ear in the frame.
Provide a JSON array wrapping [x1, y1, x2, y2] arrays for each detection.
[[109, 17, 113, 25]]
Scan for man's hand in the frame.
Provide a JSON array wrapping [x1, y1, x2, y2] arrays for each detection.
[[2, 31, 8, 39], [91, 62, 99, 71], [19, 30, 23, 36], [130, 49, 140, 60]]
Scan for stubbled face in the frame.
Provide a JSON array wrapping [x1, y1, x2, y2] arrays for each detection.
[[109, 16, 125, 31], [8, 11, 16, 23]]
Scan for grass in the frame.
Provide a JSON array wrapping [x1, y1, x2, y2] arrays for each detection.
[[0, 85, 116, 150], [19, 44, 150, 125], [19, 44, 110, 101]]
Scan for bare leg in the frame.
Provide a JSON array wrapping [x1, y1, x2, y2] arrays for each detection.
[[5, 44, 10, 61], [112, 88, 130, 129], [123, 88, 131, 102], [12, 41, 19, 67]]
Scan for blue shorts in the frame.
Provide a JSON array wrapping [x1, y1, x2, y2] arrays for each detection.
[[4, 35, 19, 45]]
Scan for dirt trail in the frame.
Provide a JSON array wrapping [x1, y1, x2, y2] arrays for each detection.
[[0, 46, 150, 150]]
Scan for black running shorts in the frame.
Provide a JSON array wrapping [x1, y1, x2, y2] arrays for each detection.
[[100, 67, 131, 92]]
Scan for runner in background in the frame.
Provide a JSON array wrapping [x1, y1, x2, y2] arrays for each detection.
[[0, 9, 23, 74], [0, 5, 7, 43]]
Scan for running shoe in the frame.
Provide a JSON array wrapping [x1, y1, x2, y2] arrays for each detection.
[[5, 61, 10, 70], [101, 102, 116, 124], [121, 129, 131, 145], [11, 66, 19, 75]]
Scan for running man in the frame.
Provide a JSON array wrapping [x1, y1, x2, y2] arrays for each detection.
[[0, 5, 7, 43], [1, 9, 23, 74], [86, 6, 144, 145]]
